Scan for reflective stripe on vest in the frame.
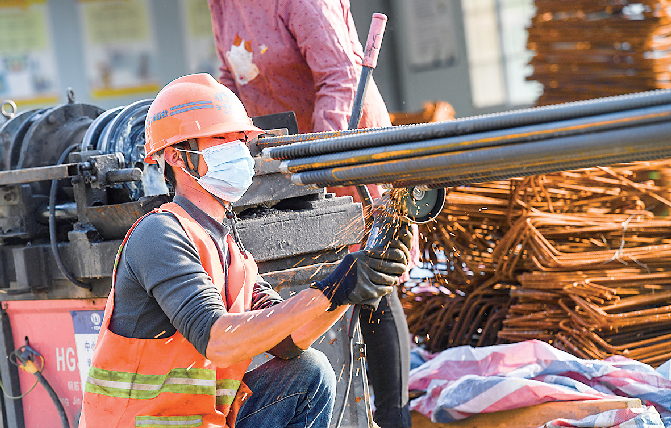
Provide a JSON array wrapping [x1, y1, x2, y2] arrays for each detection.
[[85, 367, 241, 405], [216, 379, 242, 406], [135, 415, 203, 427]]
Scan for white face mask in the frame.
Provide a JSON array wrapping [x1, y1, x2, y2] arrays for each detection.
[[180, 140, 255, 202]]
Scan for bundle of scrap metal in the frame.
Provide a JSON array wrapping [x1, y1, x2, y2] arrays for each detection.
[[402, 182, 513, 351], [528, 0, 671, 106], [403, 162, 671, 366]]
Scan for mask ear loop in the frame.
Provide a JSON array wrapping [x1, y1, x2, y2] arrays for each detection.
[[179, 139, 201, 179]]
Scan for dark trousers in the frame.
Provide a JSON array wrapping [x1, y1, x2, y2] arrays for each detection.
[[359, 288, 412, 428]]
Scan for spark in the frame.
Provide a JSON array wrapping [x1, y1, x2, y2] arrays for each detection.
[[292, 258, 306, 268]]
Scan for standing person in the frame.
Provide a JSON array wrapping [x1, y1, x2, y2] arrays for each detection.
[[207, 2, 415, 427], [79, 73, 412, 428]]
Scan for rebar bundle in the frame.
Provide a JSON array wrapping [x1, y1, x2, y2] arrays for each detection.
[[529, 0, 671, 106], [403, 161, 671, 366], [261, 89, 671, 189]]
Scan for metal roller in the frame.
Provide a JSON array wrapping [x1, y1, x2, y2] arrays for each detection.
[[95, 99, 167, 199], [81, 106, 123, 151]]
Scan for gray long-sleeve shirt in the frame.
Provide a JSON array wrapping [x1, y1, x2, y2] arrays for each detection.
[[108, 196, 282, 356]]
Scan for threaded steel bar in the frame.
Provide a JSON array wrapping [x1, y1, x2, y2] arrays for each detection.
[[262, 89, 671, 161], [279, 104, 671, 173], [290, 120, 671, 188], [256, 128, 379, 151]]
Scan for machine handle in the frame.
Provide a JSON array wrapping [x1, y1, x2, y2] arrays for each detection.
[[351, 13, 388, 204], [363, 13, 387, 69], [106, 168, 143, 183]]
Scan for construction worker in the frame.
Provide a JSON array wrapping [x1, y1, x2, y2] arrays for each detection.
[[207, 1, 416, 426], [78, 73, 412, 428]]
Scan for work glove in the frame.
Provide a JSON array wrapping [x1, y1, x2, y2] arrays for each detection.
[[310, 222, 413, 310]]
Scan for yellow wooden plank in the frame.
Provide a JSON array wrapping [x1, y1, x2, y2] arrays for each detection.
[[411, 397, 642, 428]]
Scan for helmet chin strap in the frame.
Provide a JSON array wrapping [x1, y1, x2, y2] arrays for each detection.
[[218, 197, 247, 255]]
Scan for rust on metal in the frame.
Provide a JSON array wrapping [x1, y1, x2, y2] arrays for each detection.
[[402, 160, 671, 367]]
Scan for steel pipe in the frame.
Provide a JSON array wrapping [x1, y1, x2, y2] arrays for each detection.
[[290, 120, 671, 188], [280, 104, 671, 173], [263, 88, 671, 161]]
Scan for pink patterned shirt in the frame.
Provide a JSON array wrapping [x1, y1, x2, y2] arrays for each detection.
[[207, 0, 420, 277], [207, 0, 392, 134]]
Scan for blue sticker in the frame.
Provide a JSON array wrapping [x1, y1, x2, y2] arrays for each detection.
[[70, 310, 105, 335]]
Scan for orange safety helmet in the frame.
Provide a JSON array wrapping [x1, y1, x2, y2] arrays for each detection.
[[144, 73, 263, 163]]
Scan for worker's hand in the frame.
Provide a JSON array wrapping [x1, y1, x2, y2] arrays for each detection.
[[310, 251, 399, 310], [310, 224, 413, 310]]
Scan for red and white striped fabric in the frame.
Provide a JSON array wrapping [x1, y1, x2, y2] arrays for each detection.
[[408, 340, 671, 426]]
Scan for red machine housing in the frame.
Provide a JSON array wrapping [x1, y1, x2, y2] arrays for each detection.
[[4, 299, 106, 428]]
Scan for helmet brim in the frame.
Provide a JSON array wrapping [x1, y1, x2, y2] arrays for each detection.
[[144, 121, 265, 164]]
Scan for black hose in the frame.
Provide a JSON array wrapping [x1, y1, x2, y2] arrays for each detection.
[[280, 104, 671, 173], [49, 143, 91, 290], [265, 88, 671, 161], [34, 371, 70, 428], [11, 343, 69, 428]]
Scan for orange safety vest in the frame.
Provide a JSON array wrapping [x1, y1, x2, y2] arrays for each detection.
[[80, 202, 257, 428]]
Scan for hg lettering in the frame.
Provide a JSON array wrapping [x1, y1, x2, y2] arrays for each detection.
[[55, 347, 77, 372]]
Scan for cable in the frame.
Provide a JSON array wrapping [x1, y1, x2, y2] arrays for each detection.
[[12, 343, 70, 428], [49, 143, 91, 290], [33, 371, 70, 428], [335, 305, 362, 428], [2, 349, 42, 399]]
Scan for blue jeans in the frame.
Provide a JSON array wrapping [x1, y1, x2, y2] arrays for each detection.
[[236, 348, 336, 428]]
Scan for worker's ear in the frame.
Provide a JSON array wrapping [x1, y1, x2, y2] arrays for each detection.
[[163, 146, 185, 169]]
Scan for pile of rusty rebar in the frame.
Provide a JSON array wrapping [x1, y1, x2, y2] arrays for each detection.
[[402, 161, 671, 366], [528, 0, 671, 106]]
